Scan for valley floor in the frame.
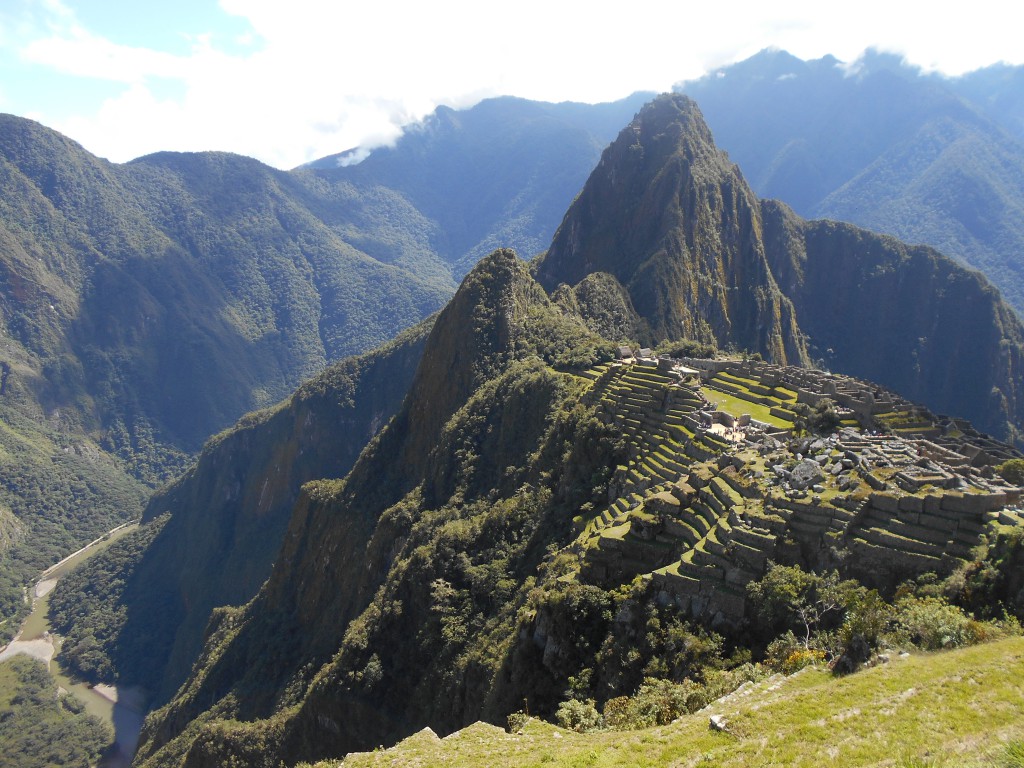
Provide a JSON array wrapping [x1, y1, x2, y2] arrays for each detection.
[[332, 637, 1024, 768]]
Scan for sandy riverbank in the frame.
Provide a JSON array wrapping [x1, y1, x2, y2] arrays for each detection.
[[0, 634, 55, 666]]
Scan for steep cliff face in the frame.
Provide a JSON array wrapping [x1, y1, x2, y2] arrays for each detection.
[[107, 320, 431, 703], [534, 95, 808, 366], [761, 199, 1024, 444], [133, 250, 618, 766]]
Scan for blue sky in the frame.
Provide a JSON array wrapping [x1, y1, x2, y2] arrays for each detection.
[[1, 0, 1020, 169]]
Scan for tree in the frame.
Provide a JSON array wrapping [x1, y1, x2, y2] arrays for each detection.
[[747, 563, 852, 647]]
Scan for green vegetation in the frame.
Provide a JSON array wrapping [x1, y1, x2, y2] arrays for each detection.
[[126, 245, 1024, 767], [47, 518, 168, 683], [328, 636, 1024, 768], [0, 96, 640, 648], [998, 458, 1024, 485], [701, 387, 793, 428], [0, 656, 112, 767], [39, 89, 1024, 767], [0, 399, 147, 644]]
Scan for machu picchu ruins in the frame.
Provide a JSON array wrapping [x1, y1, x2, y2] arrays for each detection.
[[570, 356, 1024, 627]]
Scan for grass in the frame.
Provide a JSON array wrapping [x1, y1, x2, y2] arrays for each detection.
[[701, 387, 793, 429], [327, 637, 1024, 768]]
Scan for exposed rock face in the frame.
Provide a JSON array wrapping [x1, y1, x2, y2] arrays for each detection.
[[534, 95, 808, 366], [113, 321, 431, 703]]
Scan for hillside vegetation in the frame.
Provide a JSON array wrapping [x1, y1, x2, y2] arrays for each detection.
[[332, 636, 1024, 768], [21, 90, 1024, 767], [0, 655, 112, 767], [127, 247, 1024, 768]]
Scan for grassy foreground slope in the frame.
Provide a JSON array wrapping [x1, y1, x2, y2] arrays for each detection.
[[334, 637, 1024, 768]]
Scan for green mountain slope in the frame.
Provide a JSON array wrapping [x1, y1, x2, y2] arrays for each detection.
[[0, 114, 450, 636], [335, 636, 1024, 768], [22, 89, 1024, 766], [128, 244, 1024, 768], [0, 95, 644, 637], [677, 50, 1024, 317]]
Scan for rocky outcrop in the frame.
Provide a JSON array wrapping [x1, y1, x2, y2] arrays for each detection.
[[534, 95, 808, 366]]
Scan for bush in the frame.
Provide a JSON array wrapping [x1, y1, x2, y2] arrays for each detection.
[[555, 698, 602, 732], [893, 596, 974, 650], [997, 459, 1024, 485], [600, 667, 767, 730], [506, 711, 529, 733], [765, 631, 825, 673]]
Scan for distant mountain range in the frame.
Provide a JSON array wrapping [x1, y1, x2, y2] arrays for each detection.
[[677, 49, 1024, 316]]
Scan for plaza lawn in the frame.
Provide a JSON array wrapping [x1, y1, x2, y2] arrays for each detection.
[[701, 387, 793, 429]]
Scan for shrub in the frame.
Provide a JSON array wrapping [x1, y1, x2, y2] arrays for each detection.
[[997, 459, 1024, 485], [506, 711, 529, 733], [894, 596, 973, 650], [765, 631, 825, 673], [555, 698, 602, 732]]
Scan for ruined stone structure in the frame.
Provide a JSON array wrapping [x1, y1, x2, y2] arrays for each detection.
[[573, 359, 1024, 628]]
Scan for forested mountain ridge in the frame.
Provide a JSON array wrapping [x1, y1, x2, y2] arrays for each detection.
[[0, 95, 644, 638], [677, 49, 1024, 316], [130, 243, 1024, 767]]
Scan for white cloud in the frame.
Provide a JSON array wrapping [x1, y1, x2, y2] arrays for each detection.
[[7, 0, 1024, 168], [22, 28, 190, 83]]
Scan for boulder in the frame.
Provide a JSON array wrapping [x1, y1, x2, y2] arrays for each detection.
[[791, 459, 826, 490]]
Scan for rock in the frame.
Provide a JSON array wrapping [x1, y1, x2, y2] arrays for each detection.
[[791, 458, 826, 490], [709, 714, 730, 733]]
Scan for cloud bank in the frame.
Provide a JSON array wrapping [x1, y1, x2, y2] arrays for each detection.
[[4, 0, 1021, 168]]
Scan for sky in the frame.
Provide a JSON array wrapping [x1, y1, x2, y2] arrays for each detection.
[[1, 0, 1020, 169]]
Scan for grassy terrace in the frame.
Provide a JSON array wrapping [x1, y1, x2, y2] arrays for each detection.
[[701, 387, 793, 429], [331, 637, 1024, 768]]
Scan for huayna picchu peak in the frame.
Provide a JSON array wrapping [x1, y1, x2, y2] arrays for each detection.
[[534, 94, 808, 367]]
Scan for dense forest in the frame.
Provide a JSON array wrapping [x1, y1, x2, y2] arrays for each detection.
[[0, 655, 111, 767]]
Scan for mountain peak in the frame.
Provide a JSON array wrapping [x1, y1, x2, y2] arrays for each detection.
[[534, 93, 807, 365]]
